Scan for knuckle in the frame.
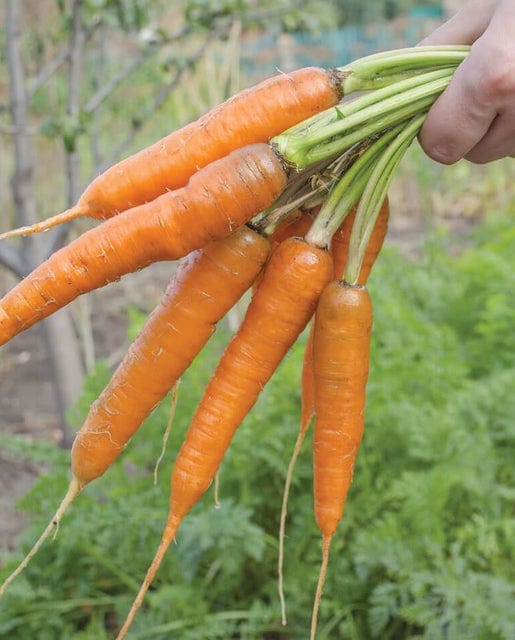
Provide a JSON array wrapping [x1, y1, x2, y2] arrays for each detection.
[[473, 48, 515, 105]]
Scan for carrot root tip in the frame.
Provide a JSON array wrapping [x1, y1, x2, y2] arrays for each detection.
[[0, 206, 87, 241], [310, 535, 333, 640]]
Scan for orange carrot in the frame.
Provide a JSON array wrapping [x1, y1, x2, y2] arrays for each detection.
[[251, 208, 314, 294], [267, 209, 314, 249], [0, 68, 340, 240], [0, 144, 286, 346], [115, 237, 333, 639], [277, 197, 388, 623], [0, 225, 270, 596], [310, 281, 373, 639], [331, 196, 389, 281]]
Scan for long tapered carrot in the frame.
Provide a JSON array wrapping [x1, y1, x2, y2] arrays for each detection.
[[310, 281, 373, 639], [277, 197, 388, 623], [0, 67, 340, 240], [0, 225, 270, 597], [0, 144, 286, 346], [115, 237, 333, 640]]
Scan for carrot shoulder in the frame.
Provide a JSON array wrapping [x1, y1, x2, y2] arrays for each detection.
[[115, 236, 333, 640], [0, 144, 286, 346]]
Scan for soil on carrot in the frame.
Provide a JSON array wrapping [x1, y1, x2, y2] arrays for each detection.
[[0, 208, 478, 552]]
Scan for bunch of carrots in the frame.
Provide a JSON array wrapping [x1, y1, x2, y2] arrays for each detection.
[[0, 45, 470, 638]]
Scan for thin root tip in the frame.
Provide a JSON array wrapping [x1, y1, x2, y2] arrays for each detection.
[[115, 521, 179, 640], [0, 207, 85, 241]]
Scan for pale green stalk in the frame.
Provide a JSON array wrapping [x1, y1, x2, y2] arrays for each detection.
[[276, 70, 452, 168], [305, 123, 406, 248], [345, 114, 426, 284]]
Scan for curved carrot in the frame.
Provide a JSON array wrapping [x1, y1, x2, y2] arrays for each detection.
[[115, 237, 333, 639], [277, 197, 388, 622], [0, 144, 286, 346], [310, 281, 373, 639], [0, 224, 270, 596], [0, 67, 340, 240]]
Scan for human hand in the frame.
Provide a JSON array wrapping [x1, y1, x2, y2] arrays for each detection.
[[418, 0, 515, 164]]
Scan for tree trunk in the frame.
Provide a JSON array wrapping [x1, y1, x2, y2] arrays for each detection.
[[5, 0, 85, 446]]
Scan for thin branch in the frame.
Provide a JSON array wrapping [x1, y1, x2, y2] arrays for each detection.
[[83, 55, 147, 114], [65, 0, 84, 207], [27, 46, 70, 99], [96, 23, 229, 174], [27, 25, 97, 100]]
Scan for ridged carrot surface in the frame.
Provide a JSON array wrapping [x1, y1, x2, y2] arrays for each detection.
[[72, 226, 270, 483], [0, 225, 270, 598], [252, 209, 314, 294], [277, 199, 387, 621], [309, 281, 373, 639], [0, 67, 340, 239], [115, 237, 333, 639], [312, 281, 373, 537], [0, 144, 286, 345]]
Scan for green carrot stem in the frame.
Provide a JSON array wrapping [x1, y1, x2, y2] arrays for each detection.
[[341, 45, 468, 93], [276, 67, 453, 146], [277, 69, 452, 168], [253, 141, 370, 234], [344, 114, 426, 284], [305, 124, 405, 249], [303, 92, 432, 167]]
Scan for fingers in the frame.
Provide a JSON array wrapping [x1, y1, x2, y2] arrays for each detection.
[[418, 0, 498, 46], [418, 51, 497, 164], [418, 0, 515, 164], [465, 111, 515, 163]]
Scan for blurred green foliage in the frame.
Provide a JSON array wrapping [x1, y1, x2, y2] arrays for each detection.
[[1, 208, 515, 639]]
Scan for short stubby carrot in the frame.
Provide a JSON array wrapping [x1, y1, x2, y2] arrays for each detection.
[[310, 280, 373, 639], [0, 67, 340, 239], [0, 144, 286, 346], [115, 237, 334, 640], [0, 225, 270, 598]]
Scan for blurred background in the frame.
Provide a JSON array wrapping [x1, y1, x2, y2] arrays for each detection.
[[0, 1, 514, 639]]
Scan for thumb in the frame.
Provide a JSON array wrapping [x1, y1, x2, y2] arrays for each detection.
[[418, 0, 497, 46]]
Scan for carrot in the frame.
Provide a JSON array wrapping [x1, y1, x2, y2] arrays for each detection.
[[277, 197, 388, 623], [0, 143, 286, 346], [0, 224, 270, 597], [332, 196, 389, 281], [310, 281, 373, 639], [0, 67, 340, 240], [251, 208, 314, 294], [267, 209, 315, 248], [115, 236, 333, 639]]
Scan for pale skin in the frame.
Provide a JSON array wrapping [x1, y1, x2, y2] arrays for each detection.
[[418, 0, 515, 164]]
